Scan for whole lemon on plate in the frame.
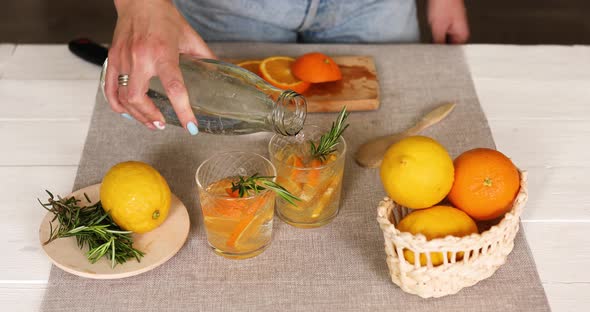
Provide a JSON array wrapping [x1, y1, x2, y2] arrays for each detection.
[[397, 205, 478, 266], [380, 136, 454, 209], [100, 161, 171, 233]]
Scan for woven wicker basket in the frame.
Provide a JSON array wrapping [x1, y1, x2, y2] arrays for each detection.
[[377, 171, 528, 298]]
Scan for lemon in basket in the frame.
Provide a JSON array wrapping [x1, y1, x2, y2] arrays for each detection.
[[100, 161, 171, 233], [380, 136, 454, 209], [397, 205, 478, 266]]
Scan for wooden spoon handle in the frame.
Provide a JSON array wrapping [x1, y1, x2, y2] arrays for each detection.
[[353, 102, 456, 168], [406, 102, 456, 134]]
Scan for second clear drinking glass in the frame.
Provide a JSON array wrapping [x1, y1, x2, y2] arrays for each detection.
[[196, 152, 276, 259], [269, 125, 347, 228]]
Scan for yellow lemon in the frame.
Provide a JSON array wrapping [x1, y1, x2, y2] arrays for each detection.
[[397, 205, 478, 266], [100, 161, 171, 233], [380, 136, 454, 209]]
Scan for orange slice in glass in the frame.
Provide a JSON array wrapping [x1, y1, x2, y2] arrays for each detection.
[[226, 194, 269, 248], [259, 56, 311, 94]]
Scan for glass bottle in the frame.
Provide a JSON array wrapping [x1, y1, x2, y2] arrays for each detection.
[[100, 55, 307, 136]]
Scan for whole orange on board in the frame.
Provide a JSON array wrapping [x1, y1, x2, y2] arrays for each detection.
[[259, 56, 311, 94], [291, 52, 342, 83], [448, 148, 520, 220]]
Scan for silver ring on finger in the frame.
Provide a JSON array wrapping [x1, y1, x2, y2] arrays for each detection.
[[118, 74, 130, 86]]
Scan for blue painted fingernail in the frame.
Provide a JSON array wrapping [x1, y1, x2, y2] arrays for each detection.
[[121, 113, 134, 120], [187, 121, 199, 135]]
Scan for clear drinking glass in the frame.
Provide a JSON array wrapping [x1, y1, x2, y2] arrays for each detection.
[[196, 152, 276, 259], [268, 125, 347, 228]]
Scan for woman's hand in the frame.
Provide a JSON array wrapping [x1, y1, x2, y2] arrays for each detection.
[[105, 0, 214, 134], [427, 0, 470, 44]]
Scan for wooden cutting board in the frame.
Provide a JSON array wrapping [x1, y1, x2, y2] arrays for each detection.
[[302, 56, 379, 112], [229, 56, 380, 113]]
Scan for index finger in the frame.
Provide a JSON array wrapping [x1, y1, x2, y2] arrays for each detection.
[[156, 58, 198, 135], [126, 60, 166, 128]]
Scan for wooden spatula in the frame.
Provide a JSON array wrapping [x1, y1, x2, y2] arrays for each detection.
[[354, 102, 456, 168]]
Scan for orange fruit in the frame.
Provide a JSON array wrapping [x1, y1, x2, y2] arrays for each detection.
[[291, 52, 342, 83], [237, 60, 262, 77], [259, 56, 311, 94], [448, 148, 520, 221]]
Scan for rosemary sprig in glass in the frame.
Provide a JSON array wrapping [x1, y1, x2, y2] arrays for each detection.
[[230, 173, 301, 206], [39, 191, 144, 268], [310, 107, 350, 161]]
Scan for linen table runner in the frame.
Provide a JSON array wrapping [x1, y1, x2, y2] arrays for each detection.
[[41, 43, 549, 311]]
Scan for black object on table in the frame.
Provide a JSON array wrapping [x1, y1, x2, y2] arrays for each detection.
[[68, 38, 108, 66]]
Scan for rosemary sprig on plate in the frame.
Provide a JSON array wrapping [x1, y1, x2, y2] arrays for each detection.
[[231, 173, 301, 206], [39, 191, 144, 268], [310, 107, 350, 161]]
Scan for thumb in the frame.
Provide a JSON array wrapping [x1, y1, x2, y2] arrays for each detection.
[[179, 26, 216, 59]]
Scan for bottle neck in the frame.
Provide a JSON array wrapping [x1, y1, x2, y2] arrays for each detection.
[[271, 90, 307, 136]]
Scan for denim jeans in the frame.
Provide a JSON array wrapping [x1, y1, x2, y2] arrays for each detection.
[[174, 0, 420, 43]]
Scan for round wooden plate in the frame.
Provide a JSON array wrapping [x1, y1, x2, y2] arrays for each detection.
[[38, 183, 190, 279]]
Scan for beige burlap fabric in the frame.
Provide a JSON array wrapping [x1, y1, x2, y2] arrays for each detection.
[[41, 43, 549, 311]]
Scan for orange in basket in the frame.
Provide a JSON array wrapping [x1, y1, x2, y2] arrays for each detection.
[[448, 148, 520, 220]]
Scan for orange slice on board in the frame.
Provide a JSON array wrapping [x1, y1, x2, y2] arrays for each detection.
[[292, 52, 342, 83], [259, 56, 311, 94], [237, 60, 262, 77]]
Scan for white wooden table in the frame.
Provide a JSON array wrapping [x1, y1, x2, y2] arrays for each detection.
[[0, 44, 588, 311]]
